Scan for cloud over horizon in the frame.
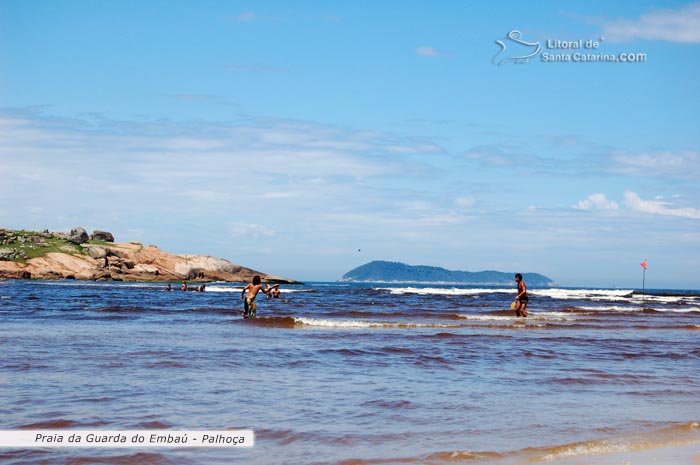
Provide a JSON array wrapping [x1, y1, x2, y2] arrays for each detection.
[[599, 3, 700, 43], [415, 46, 447, 57], [1, 106, 697, 285], [0, 108, 450, 237], [574, 193, 620, 211], [624, 191, 700, 220], [612, 150, 700, 179], [233, 11, 257, 22]]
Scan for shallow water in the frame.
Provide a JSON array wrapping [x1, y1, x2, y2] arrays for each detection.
[[1, 280, 699, 464]]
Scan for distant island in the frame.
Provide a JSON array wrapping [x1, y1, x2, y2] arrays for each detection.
[[341, 260, 555, 286], [0, 227, 297, 284]]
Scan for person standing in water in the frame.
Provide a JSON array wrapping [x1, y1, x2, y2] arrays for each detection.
[[240, 276, 273, 319], [513, 273, 528, 317], [266, 284, 281, 299]]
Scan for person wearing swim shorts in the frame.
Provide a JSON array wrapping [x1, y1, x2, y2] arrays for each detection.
[[240, 275, 273, 319], [514, 273, 528, 318]]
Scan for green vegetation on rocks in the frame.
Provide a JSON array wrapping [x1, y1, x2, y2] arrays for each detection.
[[0, 229, 85, 262], [0, 227, 299, 284]]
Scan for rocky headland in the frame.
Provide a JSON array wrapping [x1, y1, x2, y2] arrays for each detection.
[[0, 227, 297, 284]]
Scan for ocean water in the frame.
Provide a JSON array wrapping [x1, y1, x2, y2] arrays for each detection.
[[1, 279, 699, 465]]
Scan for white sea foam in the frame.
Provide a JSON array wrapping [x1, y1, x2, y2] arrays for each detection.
[[538, 423, 700, 462], [456, 312, 578, 322], [534, 290, 700, 305], [205, 285, 306, 294], [456, 314, 514, 321], [650, 307, 700, 313], [377, 287, 512, 296], [293, 317, 461, 329], [540, 441, 633, 461], [579, 305, 700, 313], [578, 305, 642, 312], [631, 295, 700, 304], [205, 286, 245, 293], [530, 289, 634, 301], [377, 287, 646, 301], [522, 311, 579, 320]]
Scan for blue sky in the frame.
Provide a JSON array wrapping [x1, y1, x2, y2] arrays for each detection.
[[1, 1, 699, 287]]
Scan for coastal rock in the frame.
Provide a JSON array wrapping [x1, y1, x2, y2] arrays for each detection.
[[91, 230, 115, 242], [0, 248, 14, 260], [0, 248, 26, 261], [0, 227, 296, 284], [0, 229, 299, 284], [93, 271, 112, 281], [134, 264, 159, 274], [69, 227, 89, 244], [27, 253, 99, 280], [106, 247, 132, 260], [82, 244, 108, 259], [106, 256, 123, 267]]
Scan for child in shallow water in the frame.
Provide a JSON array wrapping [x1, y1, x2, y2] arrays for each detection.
[[240, 276, 274, 318]]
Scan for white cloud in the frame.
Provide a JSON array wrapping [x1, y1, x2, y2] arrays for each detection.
[[234, 11, 257, 22], [455, 196, 476, 208], [574, 193, 619, 211], [599, 3, 700, 43], [464, 144, 519, 166], [612, 150, 700, 179], [182, 189, 231, 201], [397, 200, 432, 212], [258, 192, 299, 200], [0, 108, 449, 241], [228, 222, 275, 238], [415, 46, 446, 57], [0, 110, 442, 179], [469, 143, 700, 179], [624, 191, 700, 220], [418, 212, 466, 226]]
